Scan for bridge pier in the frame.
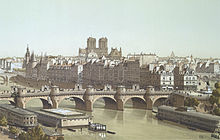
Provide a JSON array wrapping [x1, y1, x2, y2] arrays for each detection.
[[145, 98, 153, 110], [84, 100, 92, 112], [15, 97, 26, 108], [114, 85, 126, 111], [83, 85, 93, 112], [15, 87, 27, 108], [41, 99, 53, 109], [50, 86, 60, 109], [75, 100, 86, 110]]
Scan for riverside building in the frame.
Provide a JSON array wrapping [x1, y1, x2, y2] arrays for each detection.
[[33, 108, 92, 128], [0, 104, 37, 128], [157, 105, 220, 132]]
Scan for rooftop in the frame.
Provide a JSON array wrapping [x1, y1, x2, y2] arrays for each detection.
[[42, 108, 84, 116], [0, 104, 36, 116], [31, 108, 91, 119]]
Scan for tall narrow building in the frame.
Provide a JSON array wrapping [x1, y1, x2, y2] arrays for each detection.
[[22, 46, 30, 68]]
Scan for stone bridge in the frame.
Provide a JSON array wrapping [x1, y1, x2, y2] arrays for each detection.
[[0, 86, 172, 112], [0, 73, 16, 86], [0, 75, 9, 86]]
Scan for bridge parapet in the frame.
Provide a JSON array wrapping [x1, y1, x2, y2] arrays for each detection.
[[19, 92, 50, 97], [59, 88, 85, 93], [149, 91, 172, 95], [0, 90, 11, 95], [57, 90, 84, 96], [92, 91, 116, 95], [124, 90, 145, 95], [146, 86, 172, 95]]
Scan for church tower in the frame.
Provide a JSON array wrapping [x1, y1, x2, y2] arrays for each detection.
[[22, 45, 30, 68]]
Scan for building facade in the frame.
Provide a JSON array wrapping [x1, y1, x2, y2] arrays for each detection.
[[83, 59, 140, 89], [157, 105, 220, 132], [33, 109, 92, 128], [0, 104, 37, 128]]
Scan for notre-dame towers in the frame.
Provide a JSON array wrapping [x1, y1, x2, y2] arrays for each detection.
[[86, 37, 108, 58]]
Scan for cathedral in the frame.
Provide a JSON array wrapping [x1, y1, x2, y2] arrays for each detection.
[[79, 37, 122, 60]]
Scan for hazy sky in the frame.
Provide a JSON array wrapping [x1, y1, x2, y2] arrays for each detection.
[[0, 0, 220, 58]]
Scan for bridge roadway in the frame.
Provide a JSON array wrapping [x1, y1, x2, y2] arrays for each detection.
[[0, 85, 171, 112]]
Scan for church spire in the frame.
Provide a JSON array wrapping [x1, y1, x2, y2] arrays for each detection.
[[170, 51, 175, 58]]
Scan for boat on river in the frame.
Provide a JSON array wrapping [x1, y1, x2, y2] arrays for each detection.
[[89, 123, 106, 131], [107, 130, 116, 134]]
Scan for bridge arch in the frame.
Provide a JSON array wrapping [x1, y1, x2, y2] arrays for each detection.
[[124, 97, 147, 109], [0, 99, 15, 106], [24, 97, 52, 109], [0, 76, 6, 85], [58, 96, 85, 110], [152, 97, 168, 108], [92, 96, 117, 110]]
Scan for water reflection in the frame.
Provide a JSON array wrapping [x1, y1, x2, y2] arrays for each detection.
[[102, 109, 117, 120], [116, 111, 123, 121]]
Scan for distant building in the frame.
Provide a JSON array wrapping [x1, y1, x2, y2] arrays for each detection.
[[47, 64, 78, 83], [160, 71, 174, 90], [79, 37, 108, 58], [196, 62, 220, 74], [174, 66, 197, 91], [108, 48, 122, 60], [127, 53, 158, 67], [25, 51, 38, 79], [83, 59, 140, 89], [183, 69, 197, 90], [22, 46, 30, 69], [140, 65, 161, 90]]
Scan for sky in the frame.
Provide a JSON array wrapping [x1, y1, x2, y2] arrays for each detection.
[[0, 0, 220, 58]]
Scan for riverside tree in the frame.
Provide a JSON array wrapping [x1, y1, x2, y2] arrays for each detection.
[[18, 125, 49, 140], [9, 126, 19, 135], [0, 116, 7, 126], [209, 82, 220, 115], [184, 97, 199, 107]]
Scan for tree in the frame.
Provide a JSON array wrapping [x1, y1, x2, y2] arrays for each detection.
[[9, 126, 19, 135], [17, 132, 28, 140], [0, 116, 8, 126], [214, 108, 220, 116], [18, 125, 49, 140], [209, 82, 220, 116], [184, 97, 199, 107]]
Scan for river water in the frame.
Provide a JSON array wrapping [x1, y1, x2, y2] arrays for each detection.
[[24, 99, 212, 140]]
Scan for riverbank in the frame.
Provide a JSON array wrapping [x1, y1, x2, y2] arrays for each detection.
[[0, 133, 12, 140]]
